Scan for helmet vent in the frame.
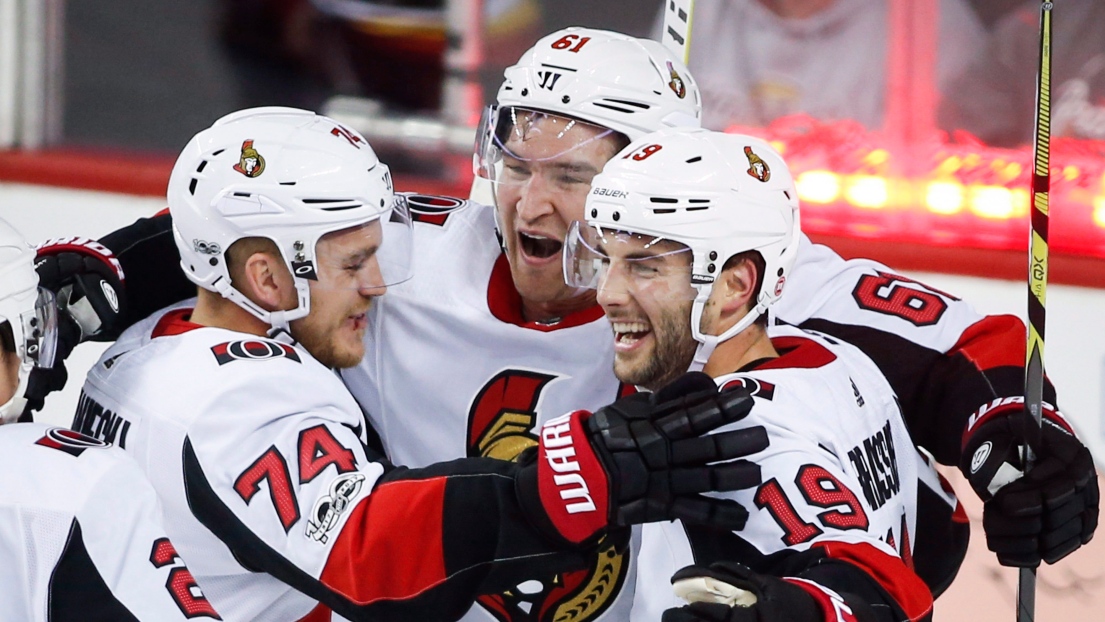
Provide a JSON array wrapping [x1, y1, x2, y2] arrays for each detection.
[[212, 149, 225, 156], [784, 190, 791, 200], [233, 192, 251, 197], [593, 101, 639, 114], [280, 181, 297, 186], [188, 179, 198, 195], [603, 98, 651, 110], [196, 160, 208, 173], [301, 198, 364, 211], [648, 196, 712, 214], [685, 156, 702, 164]]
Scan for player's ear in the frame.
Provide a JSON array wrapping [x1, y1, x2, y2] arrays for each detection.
[[241, 252, 294, 311], [715, 257, 758, 316]]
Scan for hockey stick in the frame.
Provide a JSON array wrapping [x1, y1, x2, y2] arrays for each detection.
[[1019, 3, 1053, 621], [659, 0, 696, 64]]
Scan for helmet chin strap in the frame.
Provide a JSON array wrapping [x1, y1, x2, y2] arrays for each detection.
[[213, 275, 311, 339], [688, 286, 768, 373]]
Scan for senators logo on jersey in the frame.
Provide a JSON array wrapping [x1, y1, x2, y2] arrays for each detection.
[[467, 370, 629, 622], [211, 340, 301, 366], [407, 193, 467, 227], [721, 376, 776, 400], [34, 427, 109, 457]]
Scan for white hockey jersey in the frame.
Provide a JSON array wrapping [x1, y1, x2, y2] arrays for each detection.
[[0, 422, 219, 621], [77, 309, 584, 622], [777, 233, 1064, 476], [344, 196, 636, 622], [631, 326, 933, 622]]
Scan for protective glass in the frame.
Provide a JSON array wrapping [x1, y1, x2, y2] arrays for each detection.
[[311, 196, 415, 290], [563, 220, 697, 301], [475, 105, 618, 195], [21, 287, 58, 369]]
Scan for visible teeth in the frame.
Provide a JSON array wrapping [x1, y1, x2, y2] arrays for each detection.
[[521, 232, 553, 241], [612, 322, 650, 335]]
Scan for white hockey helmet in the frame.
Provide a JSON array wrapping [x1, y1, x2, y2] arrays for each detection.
[[168, 106, 413, 333], [564, 127, 800, 368], [0, 217, 58, 423], [474, 27, 702, 181]]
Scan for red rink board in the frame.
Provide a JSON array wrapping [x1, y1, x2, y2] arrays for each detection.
[[2, 148, 1101, 288]]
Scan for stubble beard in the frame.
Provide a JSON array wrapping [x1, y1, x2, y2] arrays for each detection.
[[613, 301, 698, 392], [291, 314, 366, 370]]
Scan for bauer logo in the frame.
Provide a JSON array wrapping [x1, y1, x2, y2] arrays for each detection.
[[591, 187, 628, 199], [210, 340, 301, 365]]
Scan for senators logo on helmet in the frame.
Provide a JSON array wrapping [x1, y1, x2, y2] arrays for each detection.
[[744, 146, 771, 182], [233, 139, 266, 178], [667, 61, 687, 99]]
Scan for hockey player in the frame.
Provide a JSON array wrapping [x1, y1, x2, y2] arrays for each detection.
[[562, 127, 937, 621], [31, 24, 1097, 607], [71, 106, 769, 621], [0, 216, 222, 621], [49, 29, 708, 622]]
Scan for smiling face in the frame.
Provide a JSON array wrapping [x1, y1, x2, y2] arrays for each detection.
[[588, 229, 699, 390], [290, 222, 386, 369], [492, 111, 627, 319]]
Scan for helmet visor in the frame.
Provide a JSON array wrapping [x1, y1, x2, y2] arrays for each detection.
[[563, 220, 696, 301], [475, 105, 620, 196], [21, 287, 58, 369], [311, 196, 414, 290]]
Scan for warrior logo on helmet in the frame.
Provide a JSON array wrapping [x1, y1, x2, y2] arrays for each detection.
[[744, 146, 770, 182], [666, 61, 687, 99], [233, 139, 266, 178]]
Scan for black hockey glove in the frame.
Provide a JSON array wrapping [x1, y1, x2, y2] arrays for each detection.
[[961, 403, 1099, 567], [663, 562, 857, 622], [20, 238, 128, 418], [518, 372, 769, 546]]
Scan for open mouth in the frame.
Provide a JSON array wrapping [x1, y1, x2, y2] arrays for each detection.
[[519, 232, 563, 259], [612, 321, 651, 347], [348, 313, 367, 331]]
